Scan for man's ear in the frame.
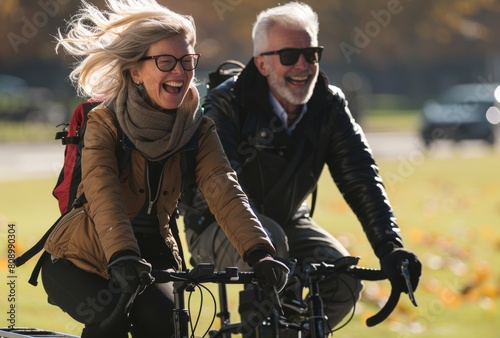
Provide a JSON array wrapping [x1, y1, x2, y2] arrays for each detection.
[[254, 56, 269, 77]]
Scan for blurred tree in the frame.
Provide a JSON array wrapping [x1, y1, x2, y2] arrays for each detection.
[[2, 0, 498, 65], [1, 0, 499, 102], [0, 0, 75, 62]]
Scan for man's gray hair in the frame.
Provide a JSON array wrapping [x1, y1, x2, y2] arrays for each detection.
[[251, 2, 319, 56]]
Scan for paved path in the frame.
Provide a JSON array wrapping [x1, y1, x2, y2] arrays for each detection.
[[0, 142, 63, 181], [1, 132, 498, 181]]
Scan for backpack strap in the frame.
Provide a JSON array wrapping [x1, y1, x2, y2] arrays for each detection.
[[175, 132, 198, 270], [15, 211, 68, 286], [55, 101, 101, 145], [179, 131, 198, 194]]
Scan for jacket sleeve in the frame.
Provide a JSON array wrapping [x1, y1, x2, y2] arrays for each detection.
[[326, 86, 403, 257], [194, 117, 276, 260], [81, 108, 139, 262]]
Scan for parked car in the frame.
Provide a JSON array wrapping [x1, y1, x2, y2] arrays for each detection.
[[420, 83, 500, 147], [0, 74, 67, 123]]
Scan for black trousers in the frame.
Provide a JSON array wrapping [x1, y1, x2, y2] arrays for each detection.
[[41, 234, 177, 338], [186, 213, 362, 329]]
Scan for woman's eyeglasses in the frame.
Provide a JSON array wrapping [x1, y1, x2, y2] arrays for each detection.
[[139, 53, 201, 72], [260, 47, 323, 66]]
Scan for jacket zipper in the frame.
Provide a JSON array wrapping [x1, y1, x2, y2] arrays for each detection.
[[49, 209, 85, 241], [146, 161, 164, 215]]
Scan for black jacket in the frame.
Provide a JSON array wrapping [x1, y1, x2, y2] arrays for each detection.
[[187, 59, 402, 257]]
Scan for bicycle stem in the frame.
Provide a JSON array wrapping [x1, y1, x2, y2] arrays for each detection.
[[173, 280, 190, 338], [307, 274, 327, 338]]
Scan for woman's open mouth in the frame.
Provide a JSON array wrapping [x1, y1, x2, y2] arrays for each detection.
[[162, 81, 183, 94]]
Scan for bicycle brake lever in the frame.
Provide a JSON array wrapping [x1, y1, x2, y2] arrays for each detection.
[[125, 273, 155, 317], [125, 283, 142, 317], [400, 259, 418, 307], [272, 286, 284, 316]]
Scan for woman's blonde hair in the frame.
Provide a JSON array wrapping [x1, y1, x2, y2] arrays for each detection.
[[57, 0, 197, 99]]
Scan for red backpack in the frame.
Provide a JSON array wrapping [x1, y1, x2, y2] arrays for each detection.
[[53, 101, 133, 213], [53, 101, 101, 213]]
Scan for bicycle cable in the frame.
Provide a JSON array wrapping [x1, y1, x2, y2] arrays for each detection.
[[329, 276, 358, 334], [187, 282, 217, 338], [289, 270, 358, 335]]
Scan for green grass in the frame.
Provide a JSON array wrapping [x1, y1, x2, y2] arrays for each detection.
[[1, 150, 500, 337], [312, 152, 500, 337], [0, 122, 58, 142], [0, 110, 420, 143], [362, 109, 419, 132]]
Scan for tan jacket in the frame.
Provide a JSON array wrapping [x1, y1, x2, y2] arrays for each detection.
[[44, 107, 275, 279]]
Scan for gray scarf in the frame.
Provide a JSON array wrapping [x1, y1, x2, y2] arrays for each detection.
[[114, 81, 202, 161]]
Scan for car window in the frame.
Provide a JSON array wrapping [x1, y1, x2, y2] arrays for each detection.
[[439, 84, 500, 105]]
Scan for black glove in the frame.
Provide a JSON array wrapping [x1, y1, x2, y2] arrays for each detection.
[[380, 247, 421, 294], [100, 255, 154, 329], [108, 255, 154, 295], [248, 250, 289, 293]]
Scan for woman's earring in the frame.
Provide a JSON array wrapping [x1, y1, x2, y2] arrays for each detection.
[[134, 80, 144, 91]]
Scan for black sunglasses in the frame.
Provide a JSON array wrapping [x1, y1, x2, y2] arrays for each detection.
[[260, 47, 323, 66], [139, 53, 201, 72]]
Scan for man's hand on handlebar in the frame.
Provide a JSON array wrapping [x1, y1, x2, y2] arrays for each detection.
[[379, 245, 422, 298]]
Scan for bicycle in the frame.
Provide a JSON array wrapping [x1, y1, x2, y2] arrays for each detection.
[[147, 255, 416, 338], [0, 256, 415, 338]]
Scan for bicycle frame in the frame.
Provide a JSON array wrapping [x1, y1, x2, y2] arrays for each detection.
[[173, 279, 190, 338], [0, 328, 79, 338], [305, 271, 326, 338]]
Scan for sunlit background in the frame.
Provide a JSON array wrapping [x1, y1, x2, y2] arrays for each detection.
[[1, 1, 500, 337], [1, 0, 499, 123]]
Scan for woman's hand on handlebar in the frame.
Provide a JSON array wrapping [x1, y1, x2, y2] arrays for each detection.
[[247, 248, 289, 292], [108, 254, 155, 295], [100, 254, 155, 329]]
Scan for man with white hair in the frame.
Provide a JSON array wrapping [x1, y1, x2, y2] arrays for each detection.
[[184, 2, 421, 332]]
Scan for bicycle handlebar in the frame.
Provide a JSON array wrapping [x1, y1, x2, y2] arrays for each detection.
[[101, 258, 408, 330], [153, 259, 399, 327], [350, 266, 400, 327], [151, 264, 257, 285], [304, 260, 398, 327]]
